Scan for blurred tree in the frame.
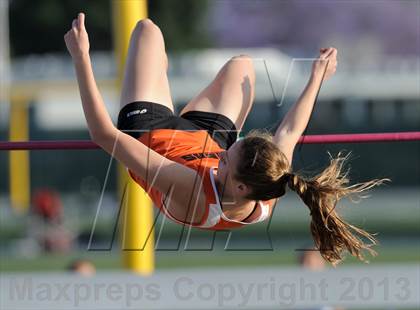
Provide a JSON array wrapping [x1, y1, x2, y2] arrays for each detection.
[[9, 0, 111, 56], [148, 0, 212, 50], [207, 0, 419, 56], [9, 0, 211, 57]]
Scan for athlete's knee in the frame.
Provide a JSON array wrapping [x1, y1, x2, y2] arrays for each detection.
[[231, 54, 253, 63], [232, 54, 252, 60], [131, 18, 168, 71], [134, 18, 160, 35], [136, 18, 154, 27], [229, 54, 254, 70], [227, 54, 255, 81]]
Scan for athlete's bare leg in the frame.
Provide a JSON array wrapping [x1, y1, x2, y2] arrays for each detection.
[[120, 19, 174, 112], [179, 55, 256, 130]]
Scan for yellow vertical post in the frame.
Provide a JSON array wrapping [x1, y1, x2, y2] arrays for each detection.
[[9, 95, 30, 213], [112, 0, 154, 274]]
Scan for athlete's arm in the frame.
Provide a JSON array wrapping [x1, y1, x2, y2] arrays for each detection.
[[273, 47, 338, 164], [64, 13, 206, 223], [64, 13, 113, 139]]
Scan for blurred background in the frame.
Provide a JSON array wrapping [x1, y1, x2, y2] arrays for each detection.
[[0, 0, 419, 309]]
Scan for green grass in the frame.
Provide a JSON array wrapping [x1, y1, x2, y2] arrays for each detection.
[[1, 244, 418, 272]]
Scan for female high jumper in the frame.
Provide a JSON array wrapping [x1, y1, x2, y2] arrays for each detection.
[[65, 13, 385, 265]]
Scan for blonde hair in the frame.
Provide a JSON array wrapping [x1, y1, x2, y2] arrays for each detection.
[[234, 129, 389, 266]]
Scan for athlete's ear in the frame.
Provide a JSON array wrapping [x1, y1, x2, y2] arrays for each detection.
[[237, 183, 251, 195]]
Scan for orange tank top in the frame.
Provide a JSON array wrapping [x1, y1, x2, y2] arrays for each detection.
[[128, 129, 275, 230]]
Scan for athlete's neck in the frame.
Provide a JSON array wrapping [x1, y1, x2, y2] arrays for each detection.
[[214, 171, 247, 211]]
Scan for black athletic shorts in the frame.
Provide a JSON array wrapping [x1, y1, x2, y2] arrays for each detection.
[[117, 101, 238, 150]]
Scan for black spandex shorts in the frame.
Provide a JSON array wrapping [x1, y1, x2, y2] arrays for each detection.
[[117, 101, 238, 150]]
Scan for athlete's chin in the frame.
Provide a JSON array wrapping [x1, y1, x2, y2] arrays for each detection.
[[216, 167, 225, 181], [216, 163, 221, 174]]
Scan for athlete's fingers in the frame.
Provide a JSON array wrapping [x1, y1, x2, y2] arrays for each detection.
[[328, 49, 338, 66], [333, 49, 338, 61], [72, 19, 78, 29], [325, 47, 335, 57], [78, 12, 85, 29], [319, 48, 332, 59], [329, 48, 337, 57]]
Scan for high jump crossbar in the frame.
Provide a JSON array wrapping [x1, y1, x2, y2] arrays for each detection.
[[0, 131, 419, 150]]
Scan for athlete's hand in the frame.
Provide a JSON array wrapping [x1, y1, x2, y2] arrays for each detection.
[[312, 47, 338, 81], [64, 13, 90, 59]]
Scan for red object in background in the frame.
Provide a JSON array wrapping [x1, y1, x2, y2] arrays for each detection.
[[32, 189, 63, 222], [1, 132, 420, 150]]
